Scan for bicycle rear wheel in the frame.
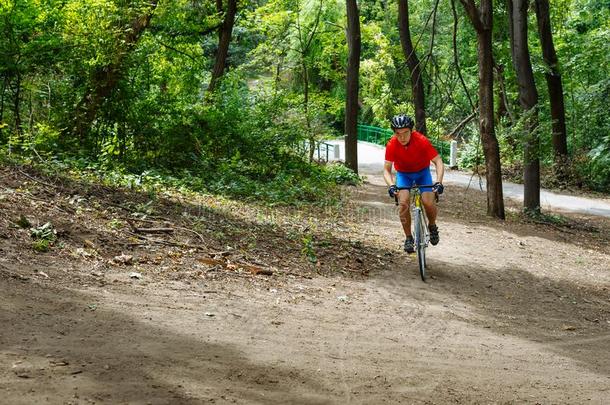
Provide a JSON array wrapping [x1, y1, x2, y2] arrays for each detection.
[[414, 208, 427, 281]]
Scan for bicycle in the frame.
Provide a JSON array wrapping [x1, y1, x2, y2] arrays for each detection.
[[394, 184, 439, 281]]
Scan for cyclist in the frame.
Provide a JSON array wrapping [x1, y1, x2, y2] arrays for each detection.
[[383, 114, 445, 253]]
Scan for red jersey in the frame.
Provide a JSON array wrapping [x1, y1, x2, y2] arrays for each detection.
[[384, 131, 438, 172]]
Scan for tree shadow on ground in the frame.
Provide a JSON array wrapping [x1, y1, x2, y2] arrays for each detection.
[[375, 257, 610, 378], [350, 183, 610, 377], [0, 276, 331, 404]]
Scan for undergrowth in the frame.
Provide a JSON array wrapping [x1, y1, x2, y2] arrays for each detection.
[[0, 149, 361, 207]]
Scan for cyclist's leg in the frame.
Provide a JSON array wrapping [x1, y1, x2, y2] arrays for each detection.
[[414, 167, 437, 225], [416, 167, 440, 245], [421, 192, 437, 225], [395, 171, 413, 237], [422, 192, 440, 245]]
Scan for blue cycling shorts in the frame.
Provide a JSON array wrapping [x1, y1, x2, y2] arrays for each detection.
[[396, 166, 434, 192]]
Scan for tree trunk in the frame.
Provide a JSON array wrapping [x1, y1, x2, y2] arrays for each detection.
[[208, 0, 237, 94], [397, 0, 427, 134], [0, 76, 6, 124], [28, 85, 34, 134], [345, 0, 360, 174], [478, 28, 505, 219], [0, 76, 6, 141], [449, 112, 476, 139], [274, 54, 284, 95], [509, 0, 540, 211], [71, 1, 158, 139], [494, 63, 510, 122], [459, 0, 505, 219], [495, 62, 518, 155], [13, 72, 22, 138], [303, 58, 315, 162], [534, 0, 569, 178]]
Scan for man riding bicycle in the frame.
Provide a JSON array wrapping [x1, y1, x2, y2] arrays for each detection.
[[383, 114, 445, 253]]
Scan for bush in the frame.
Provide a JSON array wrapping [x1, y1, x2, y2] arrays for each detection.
[[584, 135, 610, 191]]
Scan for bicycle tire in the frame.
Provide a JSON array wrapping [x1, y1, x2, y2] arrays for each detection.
[[414, 208, 427, 281]]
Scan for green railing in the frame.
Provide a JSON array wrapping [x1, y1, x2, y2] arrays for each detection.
[[357, 124, 450, 164]]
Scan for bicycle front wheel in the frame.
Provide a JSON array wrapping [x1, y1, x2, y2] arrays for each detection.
[[414, 208, 427, 281]]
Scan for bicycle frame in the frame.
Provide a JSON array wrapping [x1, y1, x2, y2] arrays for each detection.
[[395, 185, 436, 281], [412, 190, 429, 249]]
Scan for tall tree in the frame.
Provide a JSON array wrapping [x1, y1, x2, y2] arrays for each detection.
[[397, 0, 427, 134], [71, 1, 159, 139], [345, 0, 360, 173], [534, 0, 568, 179], [509, 0, 540, 211], [295, 0, 323, 162], [208, 0, 237, 93], [459, 0, 505, 219]]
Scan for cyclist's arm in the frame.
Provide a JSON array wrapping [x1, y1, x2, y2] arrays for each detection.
[[431, 154, 444, 184], [383, 161, 394, 186]]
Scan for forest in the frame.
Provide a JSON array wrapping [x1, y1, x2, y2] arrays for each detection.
[[2, 2, 610, 402], [0, 0, 608, 213]]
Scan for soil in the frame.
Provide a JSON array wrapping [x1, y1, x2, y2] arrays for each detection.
[[1, 164, 609, 404]]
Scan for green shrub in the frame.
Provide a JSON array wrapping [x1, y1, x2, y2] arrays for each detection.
[[585, 134, 610, 191]]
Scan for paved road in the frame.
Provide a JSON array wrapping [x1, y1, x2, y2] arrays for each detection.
[[326, 139, 610, 217]]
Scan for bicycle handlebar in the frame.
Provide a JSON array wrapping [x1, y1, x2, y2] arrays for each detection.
[[393, 184, 440, 205], [395, 184, 437, 190]]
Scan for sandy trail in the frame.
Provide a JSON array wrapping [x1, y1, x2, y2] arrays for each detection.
[[1, 179, 609, 404]]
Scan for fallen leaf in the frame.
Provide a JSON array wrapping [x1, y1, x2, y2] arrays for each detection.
[[113, 254, 133, 265], [197, 257, 224, 266], [242, 265, 273, 276]]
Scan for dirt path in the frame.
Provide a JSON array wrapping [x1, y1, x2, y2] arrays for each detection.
[[327, 139, 610, 217], [1, 168, 609, 404]]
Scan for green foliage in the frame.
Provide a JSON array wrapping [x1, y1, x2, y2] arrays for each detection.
[[457, 132, 484, 171], [30, 222, 56, 252], [1, 0, 609, 202], [107, 218, 123, 230], [585, 134, 610, 190], [16, 215, 31, 229], [322, 162, 362, 186], [30, 222, 56, 240], [32, 238, 51, 252], [301, 233, 317, 263], [523, 209, 569, 226]]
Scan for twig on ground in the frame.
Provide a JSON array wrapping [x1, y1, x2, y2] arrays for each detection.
[[283, 271, 313, 279], [134, 227, 174, 234], [124, 230, 205, 250], [16, 167, 59, 190]]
